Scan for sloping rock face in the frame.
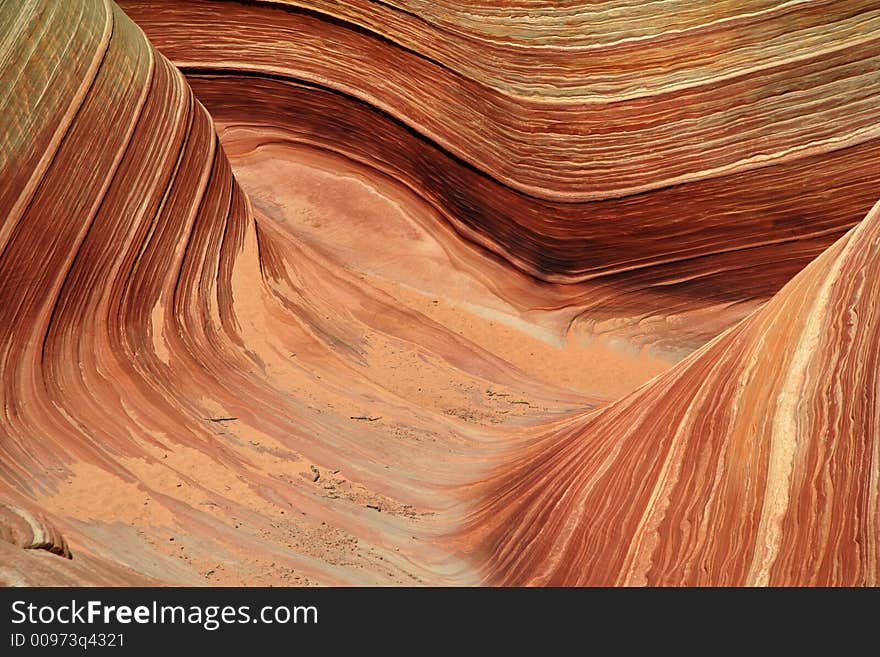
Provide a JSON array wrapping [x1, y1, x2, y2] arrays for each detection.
[[0, 0, 878, 586], [0, 503, 71, 558], [464, 201, 880, 587]]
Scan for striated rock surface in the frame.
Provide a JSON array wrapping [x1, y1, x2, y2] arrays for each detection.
[[0, 503, 71, 559], [1, 0, 878, 586], [1, 0, 595, 586], [464, 201, 880, 586], [122, 0, 880, 293]]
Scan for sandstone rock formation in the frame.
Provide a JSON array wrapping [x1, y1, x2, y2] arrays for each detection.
[[0, 503, 71, 559], [464, 201, 880, 586], [0, 0, 877, 586]]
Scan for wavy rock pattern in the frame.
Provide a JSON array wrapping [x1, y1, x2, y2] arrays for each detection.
[[0, 0, 878, 586], [465, 201, 880, 586], [123, 0, 880, 288]]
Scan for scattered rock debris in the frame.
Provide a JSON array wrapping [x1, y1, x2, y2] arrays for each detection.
[[485, 389, 510, 397]]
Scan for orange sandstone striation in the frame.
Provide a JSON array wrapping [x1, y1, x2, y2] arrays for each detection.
[[464, 201, 880, 586], [0, 0, 592, 586], [0, 0, 878, 586], [122, 0, 880, 291]]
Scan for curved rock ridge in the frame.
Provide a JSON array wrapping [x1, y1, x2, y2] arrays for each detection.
[[119, 0, 880, 291], [0, 0, 597, 586], [1, 0, 878, 587], [464, 200, 880, 586], [0, 503, 71, 559]]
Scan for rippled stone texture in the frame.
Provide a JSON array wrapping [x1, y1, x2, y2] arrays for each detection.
[[464, 201, 880, 586], [0, 0, 878, 586]]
